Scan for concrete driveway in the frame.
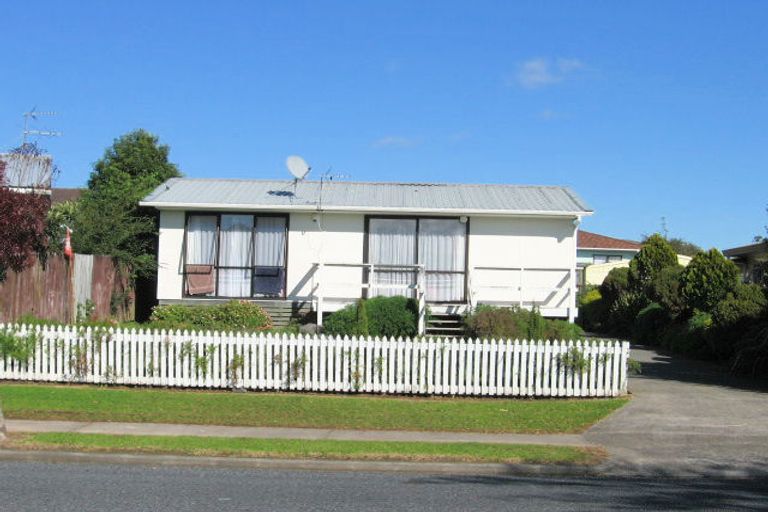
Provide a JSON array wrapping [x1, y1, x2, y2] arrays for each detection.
[[585, 345, 768, 476]]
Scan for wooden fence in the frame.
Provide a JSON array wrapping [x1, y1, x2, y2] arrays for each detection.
[[0, 254, 132, 324], [0, 324, 630, 397]]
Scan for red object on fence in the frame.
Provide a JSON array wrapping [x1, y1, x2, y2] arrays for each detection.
[[63, 228, 73, 259]]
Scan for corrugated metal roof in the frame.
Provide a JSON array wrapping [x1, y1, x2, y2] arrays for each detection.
[[141, 178, 592, 215], [0, 153, 53, 188]]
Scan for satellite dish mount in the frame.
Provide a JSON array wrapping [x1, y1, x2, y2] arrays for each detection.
[[286, 155, 311, 182]]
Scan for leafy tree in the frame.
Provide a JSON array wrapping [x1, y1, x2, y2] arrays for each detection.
[[0, 154, 51, 281], [666, 237, 703, 257], [680, 249, 740, 312], [72, 130, 181, 279], [629, 234, 678, 292]]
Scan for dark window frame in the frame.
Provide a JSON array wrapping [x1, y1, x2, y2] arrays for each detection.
[[182, 211, 289, 300], [363, 215, 470, 304]]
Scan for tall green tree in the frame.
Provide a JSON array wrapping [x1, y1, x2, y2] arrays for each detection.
[[629, 233, 678, 292], [73, 130, 181, 279]]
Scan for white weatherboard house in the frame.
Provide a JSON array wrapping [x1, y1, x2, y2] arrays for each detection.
[[141, 179, 593, 333]]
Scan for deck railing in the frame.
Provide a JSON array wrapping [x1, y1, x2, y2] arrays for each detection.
[[313, 262, 427, 334]]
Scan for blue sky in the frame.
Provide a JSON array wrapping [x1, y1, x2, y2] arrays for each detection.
[[2, 1, 766, 249]]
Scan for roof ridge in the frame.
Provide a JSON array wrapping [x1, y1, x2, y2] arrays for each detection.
[[168, 177, 574, 189]]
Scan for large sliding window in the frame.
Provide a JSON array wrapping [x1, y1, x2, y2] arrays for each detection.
[[184, 213, 287, 298], [366, 217, 467, 303]]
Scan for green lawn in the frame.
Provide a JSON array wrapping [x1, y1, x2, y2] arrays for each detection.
[[0, 384, 626, 433], [7, 432, 603, 465]]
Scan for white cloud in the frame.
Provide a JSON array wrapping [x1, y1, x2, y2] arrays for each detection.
[[372, 136, 421, 149], [512, 57, 584, 89]]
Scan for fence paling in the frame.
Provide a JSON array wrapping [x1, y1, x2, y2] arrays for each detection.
[[0, 323, 629, 397]]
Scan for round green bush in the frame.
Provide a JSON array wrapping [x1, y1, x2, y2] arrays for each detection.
[[680, 249, 740, 312], [600, 267, 630, 305], [712, 283, 768, 327], [365, 296, 418, 338], [323, 296, 418, 338]]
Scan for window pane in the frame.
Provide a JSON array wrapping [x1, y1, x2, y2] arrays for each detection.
[[593, 255, 608, 264], [254, 217, 286, 267], [426, 273, 464, 302], [368, 219, 417, 297], [185, 215, 217, 296], [219, 215, 254, 267], [419, 219, 465, 272], [216, 215, 254, 297], [218, 269, 252, 297], [186, 216, 217, 265]]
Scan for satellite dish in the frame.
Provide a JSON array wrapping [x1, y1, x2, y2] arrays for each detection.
[[286, 155, 310, 180]]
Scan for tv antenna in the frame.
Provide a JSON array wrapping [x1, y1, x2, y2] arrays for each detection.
[[22, 108, 62, 144]]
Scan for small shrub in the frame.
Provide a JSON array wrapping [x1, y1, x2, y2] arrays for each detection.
[[0, 328, 39, 363], [627, 358, 643, 375], [577, 287, 606, 332], [545, 319, 585, 340], [365, 296, 418, 338], [465, 305, 583, 341], [600, 267, 630, 305], [633, 302, 670, 345], [324, 303, 365, 337], [149, 300, 271, 332], [680, 249, 740, 312], [712, 283, 768, 327], [605, 291, 646, 337], [324, 296, 418, 338], [464, 305, 523, 339]]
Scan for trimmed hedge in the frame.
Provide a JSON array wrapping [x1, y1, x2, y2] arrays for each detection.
[[149, 300, 272, 332]]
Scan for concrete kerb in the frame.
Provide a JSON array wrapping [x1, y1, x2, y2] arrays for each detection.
[[0, 401, 6, 441]]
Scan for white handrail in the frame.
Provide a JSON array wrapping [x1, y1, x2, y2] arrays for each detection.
[[312, 262, 427, 335]]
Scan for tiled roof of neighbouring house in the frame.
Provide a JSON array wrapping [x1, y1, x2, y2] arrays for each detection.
[[141, 178, 592, 215], [578, 230, 642, 251]]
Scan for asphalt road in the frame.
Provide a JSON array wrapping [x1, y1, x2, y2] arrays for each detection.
[[1, 461, 767, 511]]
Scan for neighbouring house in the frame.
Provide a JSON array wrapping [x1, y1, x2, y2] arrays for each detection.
[[724, 241, 768, 284], [140, 178, 593, 332], [576, 231, 692, 287], [576, 231, 642, 288]]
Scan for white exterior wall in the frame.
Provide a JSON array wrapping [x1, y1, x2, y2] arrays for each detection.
[[468, 216, 577, 317], [157, 210, 186, 301], [286, 213, 364, 304], [154, 209, 579, 318]]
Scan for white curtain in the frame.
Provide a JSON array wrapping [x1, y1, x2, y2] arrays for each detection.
[[186, 216, 217, 265], [419, 219, 466, 302], [253, 216, 286, 296], [368, 219, 417, 298], [218, 215, 254, 297]]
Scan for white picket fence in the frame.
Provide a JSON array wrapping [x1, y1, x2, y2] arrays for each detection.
[[0, 324, 630, 397]]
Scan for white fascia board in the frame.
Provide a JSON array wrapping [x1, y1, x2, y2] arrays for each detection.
[[139, 201, 593, 218]]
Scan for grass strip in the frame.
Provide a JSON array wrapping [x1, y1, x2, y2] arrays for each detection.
[[6, 432, 604, 465], [0, 384, 627, 434]]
